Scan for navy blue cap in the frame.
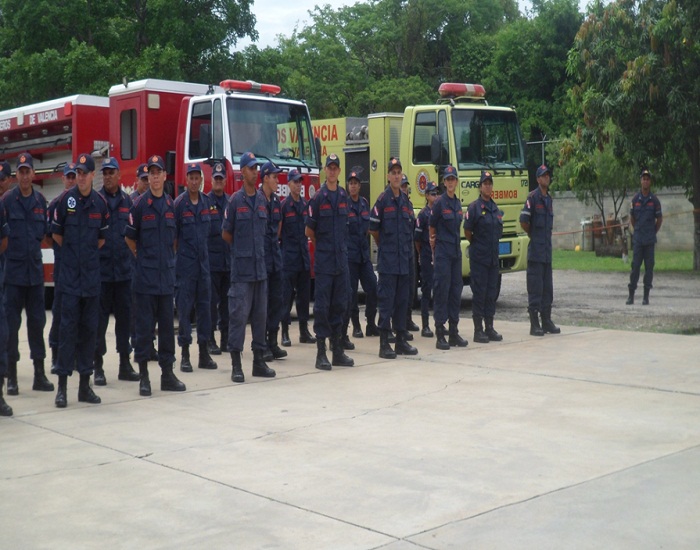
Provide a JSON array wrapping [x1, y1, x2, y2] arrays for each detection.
[[239, 152, 258, 169], [76, 153, 95, 172], [0, 161, 11, 180], [400, 174, 409, 186], [212, 162, 226, 179], [260, 161, 282, 180], [425, 181, 438, 194], [186, 162, 202, 175], [536, 164, 551, 178], [17, 152, 33, 169], [388, 157, 402, 171], [101, 157, 120, 171], [443, 165, 458, 179], [325, 153, 340, 168], [346, 169, 361, 183], [137, 163, 148, 179], [287, 168, 303, 183], [147, 155, 165, 170], [479, 170, 493, 185], [640, 168, 652, 178], [63, 162, 77, 176]]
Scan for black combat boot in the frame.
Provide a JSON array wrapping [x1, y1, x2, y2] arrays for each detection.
[[448, 322, 468, 347], [93, 355, 107, 386], [435, 324, 450, 350], [331, 334, 354, 366], [138, 362, 151, 396], [267, 329, 288, 359], [118, 353, 140, 381], [230, 351, 244, 383], [55, 375, 68, 408], [32, 360, 54, 391], [315, 339, 332, 370], [78, 373, 101, 404], [642, 287, 650, 305], [281, 324, 291, 347], [351, 312, 364, 339], [252, 349, 276, 378], [541, 307, 561, 334], [180, 345, 193, 372], [421, 314, 434, 338], [395, 331, 418, 355], [299, 321, 316, 344], [529, 309, 544, 337], [406, 313, 420, 332], [473, 317, 490, 344], [219, 330, 229, 353], [341, 322, 355, 350], [208, 335, 222, 356], [379, 329, 397, 359], [198, 342, 218, 369], [0, 378, 13, 417], [6, 362, 18, 396], [161, 365, 187, 392], [484, 317, 503, 342], [50, 347, 58, 375], [626, 285, 635, 305], [262, 344, 274, 362], [365, 315, 380, 337]]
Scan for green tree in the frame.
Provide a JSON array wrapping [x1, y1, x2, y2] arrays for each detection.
[[568, 0, 700, 269]]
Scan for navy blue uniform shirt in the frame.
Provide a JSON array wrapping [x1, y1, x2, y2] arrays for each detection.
[[520, 187, 553, 263], [264, 192, 283, 273], [124, 191, 176, 295], [630, 191, 662, 246], [280, 194, 310, 272], [51, 187, 109, 297], [174, 191, 211, 280], [429, 193, 463, 260], [2, 187, 48, 286], [370, 189, 414, 275], [464, 198, 503, 267], [347, 195, 371, 264], [206, 190, 231, 272], [222, 188, 267, 283], [306, 183, 349, 275], [98, 187, 133, 282], [0, 198, 9, 284]]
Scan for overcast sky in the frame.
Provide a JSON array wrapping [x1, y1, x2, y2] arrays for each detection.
[[234, 0, 592, 51]]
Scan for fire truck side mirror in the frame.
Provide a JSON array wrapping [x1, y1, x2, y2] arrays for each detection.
[[430, 133, 445, 166]]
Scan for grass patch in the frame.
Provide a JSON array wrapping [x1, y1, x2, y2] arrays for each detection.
[[552, 249, 695, 272]]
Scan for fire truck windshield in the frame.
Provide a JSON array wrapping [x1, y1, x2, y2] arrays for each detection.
[[451, 109, 525, 171], [227, 97, 318, 168]]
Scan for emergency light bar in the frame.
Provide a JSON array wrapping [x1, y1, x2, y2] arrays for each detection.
[[438, 83, 486, 99], [219, 80, 281, 96]]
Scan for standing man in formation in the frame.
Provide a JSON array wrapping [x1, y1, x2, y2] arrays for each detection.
[[174, 163, 217, 372], [206, 162, 230, 355], [51, 154, 108, 408], [222, 152, 275, 382], [520, 164, 560, 336], [414, 181, 438, 338], [370, 158, 417, 359], [344, 168, 379, 344], [2, 153, 53, 396], [626, 169, 663, 305], [0, 190, 11, 416], [125, 155, 186, 396], [401, 175, 420, 336], [430, 165, 468, 350], [464, 171, 503, 343], [279, 168, 315, 347], [305, 154, 354, 370], [94, 157, 140, 385]]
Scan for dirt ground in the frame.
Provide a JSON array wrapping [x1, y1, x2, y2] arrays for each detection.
[[483, 269, 700, 335]]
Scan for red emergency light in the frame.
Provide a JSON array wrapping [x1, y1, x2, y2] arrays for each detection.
[[219, 79, 281, 96], [438, 83, 486, 99]]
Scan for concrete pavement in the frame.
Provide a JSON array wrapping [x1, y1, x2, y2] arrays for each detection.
[[2, 318, 699, 549]]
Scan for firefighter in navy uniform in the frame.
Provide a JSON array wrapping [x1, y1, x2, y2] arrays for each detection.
[[626, 169, 663, 305], [174, 163, 217, 372], [414, 180, 438, 337], [47, 163, 77, 373], [94, 157, 140, 385], [344, 169, 379, 345], [222, 152, 276, 383], [279, 168, 315, 346], [130, 163, 149, 200], [520, 164, 560, 336], [305, 154, 354, 370], [206, 162, 230, 355], [401, 175, 420, 336], [0, 195, 12, 416], [464, 171, 504, 343], [125, 155, 186, 396], [2, 152, 53, 396], [369, 157, 418, 359], [51, 154, 108, 408], [430, 165, 468, 350]]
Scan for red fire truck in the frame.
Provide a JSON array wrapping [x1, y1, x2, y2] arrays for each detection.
[[0, 79, 321, 304]]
